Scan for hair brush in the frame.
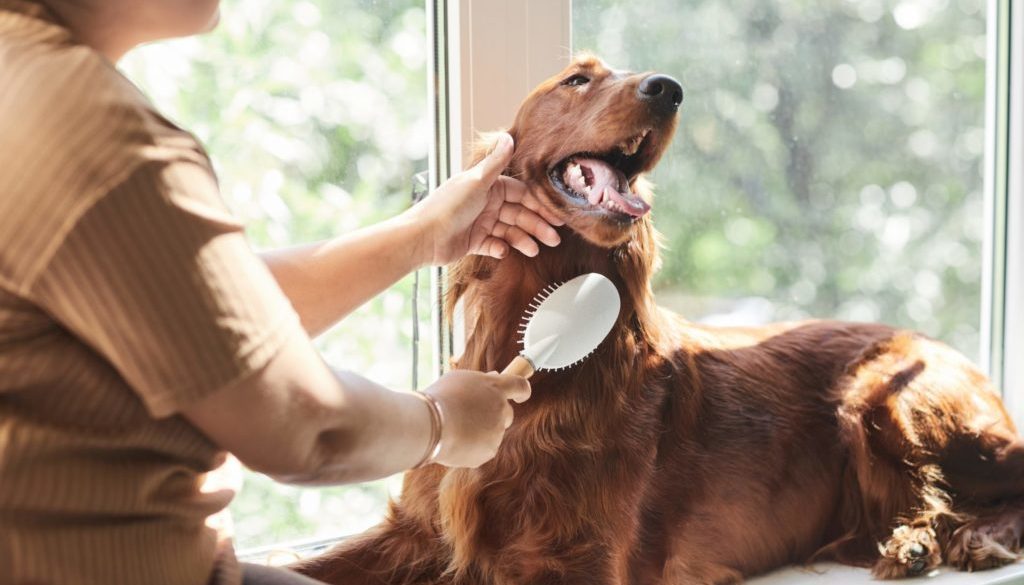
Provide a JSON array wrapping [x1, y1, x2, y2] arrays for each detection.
[[501, 273, 621, 378]]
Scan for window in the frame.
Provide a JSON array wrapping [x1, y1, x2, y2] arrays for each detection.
[[442, 1, 1024, 583], [123, 0, 430, 551], [988, 0, 1024, 426], [573, 0, 987, 364], [123, 0, 1024, 575]]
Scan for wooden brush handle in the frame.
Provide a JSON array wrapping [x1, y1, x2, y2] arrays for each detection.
[[502, 356, 536, 378]]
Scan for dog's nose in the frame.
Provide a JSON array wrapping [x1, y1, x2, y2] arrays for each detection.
[[637, 74, 684, 114]]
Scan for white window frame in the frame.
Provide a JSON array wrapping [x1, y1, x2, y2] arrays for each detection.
[[429, 0, 571, 374], [984, 0, 1024, 429]]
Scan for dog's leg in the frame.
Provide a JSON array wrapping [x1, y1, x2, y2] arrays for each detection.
[[946, 500, 1024, 571], [834, 333, 1024, 577], [942, 441, 1024, 571], [873, 519, 945, 579], [659, 530, 745, 585], [869, 460, 971, 579], [833, 335, 967, 579]]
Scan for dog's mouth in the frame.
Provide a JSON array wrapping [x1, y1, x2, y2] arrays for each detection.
[[548, 128, 654, 221]]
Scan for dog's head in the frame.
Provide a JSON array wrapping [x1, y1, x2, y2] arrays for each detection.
[[450, 56, 681, 366], [504, 54, 682, 247]]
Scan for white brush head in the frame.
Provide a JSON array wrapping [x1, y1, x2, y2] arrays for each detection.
[[520, 273, 621, 371]]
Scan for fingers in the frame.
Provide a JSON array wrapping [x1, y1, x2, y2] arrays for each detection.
[[496, 374, 532, 404], [496, 176, 566, 227], [460, 135, 568, 262], [470, 132, 515, 186], [503, 403, 514, 429], [498, 204, 561, 248], [426, 369, 532, 468], [478, 235, 509, 259], [492, 222, 540, 257]]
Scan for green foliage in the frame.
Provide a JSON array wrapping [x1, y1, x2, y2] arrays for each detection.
[[122, 0, 987, 553], [575, 0, 986, 359], [124, 0, 428, 551]]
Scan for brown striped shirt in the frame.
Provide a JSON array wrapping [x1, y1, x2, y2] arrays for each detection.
[[0, 2, 304, 583]]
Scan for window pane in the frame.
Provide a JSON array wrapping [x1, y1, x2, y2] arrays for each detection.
[[573, 0, 986, 362], [122, 0, 428, 550]]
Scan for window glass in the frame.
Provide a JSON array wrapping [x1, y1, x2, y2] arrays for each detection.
[[574, 0, 987, 361], [122, 0, 428, 550]]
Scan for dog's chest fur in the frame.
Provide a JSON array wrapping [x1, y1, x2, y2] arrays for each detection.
[[439, 238, 686, 582]]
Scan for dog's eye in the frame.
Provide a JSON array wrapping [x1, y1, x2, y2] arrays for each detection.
[[561, 74, 590, 87]]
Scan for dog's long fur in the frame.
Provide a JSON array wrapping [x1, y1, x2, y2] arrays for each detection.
[[293, 56, 1024, 584]]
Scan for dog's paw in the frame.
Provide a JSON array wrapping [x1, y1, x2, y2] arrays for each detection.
[[872, 525, 941, 579], [946, 517, 1021, 572]]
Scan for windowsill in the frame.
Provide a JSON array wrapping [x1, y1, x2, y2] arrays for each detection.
[[750, 562, 1024, 584], [242, 534, 1024, 584], [243, 541, 1024, 584]]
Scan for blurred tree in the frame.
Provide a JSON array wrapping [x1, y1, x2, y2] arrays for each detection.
[[123, 0, 429, 551], [575, 0, 986, 361]]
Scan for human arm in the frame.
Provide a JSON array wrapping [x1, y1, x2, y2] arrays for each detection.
[[31, 159, 531, 484], [261, 133, 563, 337], [180, 332, 530, 484]]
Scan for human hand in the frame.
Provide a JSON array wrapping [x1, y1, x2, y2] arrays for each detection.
[[422, 370, 531, 468], [407, 132, 564, 266]]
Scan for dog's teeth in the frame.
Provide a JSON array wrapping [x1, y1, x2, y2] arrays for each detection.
[[569, 162, 585, 192], [566, 162, 587, 194]]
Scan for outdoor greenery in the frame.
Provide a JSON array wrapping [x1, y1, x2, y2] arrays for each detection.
[[123, 0, 987, 553], [124, 0, 428, 551], [575, 0, 986, 357]]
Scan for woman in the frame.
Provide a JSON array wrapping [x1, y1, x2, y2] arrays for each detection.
[[0, 1, 563, 583]]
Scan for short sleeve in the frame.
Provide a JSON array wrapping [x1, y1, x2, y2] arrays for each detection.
[[30, 159, 304, 418]]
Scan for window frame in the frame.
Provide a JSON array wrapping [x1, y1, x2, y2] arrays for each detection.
[[446, 0, 1022, 425], [984, 0, 1024, 428], [246, 0, 1024, 565], [245, 0, 573, 557], [444, 2, 1024, 582], [431, 0, 571, 369]]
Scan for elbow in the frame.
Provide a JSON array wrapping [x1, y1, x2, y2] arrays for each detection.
[[266, 463, 362, 487], [255, 426, 362, 486], [267, 471, 335, 487], [239, 456, 312, 480]]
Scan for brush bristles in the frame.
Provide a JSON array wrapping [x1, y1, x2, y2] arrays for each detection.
[[514, 279, 571, 363], [535, 347, 596, 373]]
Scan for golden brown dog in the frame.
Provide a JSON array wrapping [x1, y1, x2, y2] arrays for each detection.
[[294, 55, 1024, 584]]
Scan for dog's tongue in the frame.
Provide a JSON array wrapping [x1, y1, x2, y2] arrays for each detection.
[[602, 185, 652, 217], [576, 158, 651, 217]]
